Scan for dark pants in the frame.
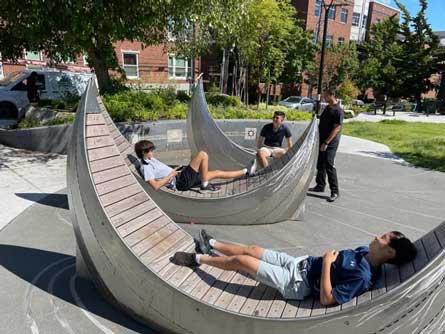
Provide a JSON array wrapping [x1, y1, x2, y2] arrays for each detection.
[[315, 141, 339, 194]]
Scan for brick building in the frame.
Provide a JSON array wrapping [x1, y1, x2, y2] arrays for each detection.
[[293, 0, 353, 45], [0, 43, 198, 93]]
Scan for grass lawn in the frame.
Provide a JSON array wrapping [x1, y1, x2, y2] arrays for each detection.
[[343, 120, 445, 172]]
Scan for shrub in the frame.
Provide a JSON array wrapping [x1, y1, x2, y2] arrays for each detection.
[[18, 118, 41, 128], [206, 93, 241, 107], [154, 87, 177, 106], [44, 114, 75, 126], [176, 91, 191, 103], [161, 103, 188, 119]]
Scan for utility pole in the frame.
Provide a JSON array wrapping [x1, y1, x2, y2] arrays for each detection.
[[316, 0, 352, 115]]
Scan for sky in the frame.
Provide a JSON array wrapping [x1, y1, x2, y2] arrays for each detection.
[[380, 0, 445, 31]]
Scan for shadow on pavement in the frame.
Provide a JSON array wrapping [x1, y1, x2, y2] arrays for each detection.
[[0, 244, 156, 334], [15, 193, 69, 210]]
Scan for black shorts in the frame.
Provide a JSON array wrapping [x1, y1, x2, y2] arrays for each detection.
[[176, 165, 201, 191]]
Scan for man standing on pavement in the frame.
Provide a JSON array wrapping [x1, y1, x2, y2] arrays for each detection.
[[309, 89, 344, 202]]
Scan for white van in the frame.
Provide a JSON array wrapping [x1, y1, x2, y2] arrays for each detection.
[[0, 70, 91, 120]]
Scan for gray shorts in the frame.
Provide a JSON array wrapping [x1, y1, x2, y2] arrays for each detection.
[[255, 249, 312, 300]]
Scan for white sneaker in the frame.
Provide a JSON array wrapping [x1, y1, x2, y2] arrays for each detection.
[[247, 159, 257, 176]]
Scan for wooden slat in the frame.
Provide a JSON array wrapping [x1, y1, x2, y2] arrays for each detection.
[[384, 264, 400, 291], [412, 239, 429, 272], [239, 284, 268, 316], [86, 136, 114, 149], [86, 125, 108, 138], [125, 215, 170, 247], [231, 178, 241, 195], [399, 260, 416, 282], [190, 267, 225, 300], [152, 237, 194, 273], [114, 135, 127, 147], [213, 272, 249, 309], [341, 296, 357, 311], [422, 231, 442, 260], [95, 174, 135, 195], [101, 184, 142, 207], [90, 156, 126, 174], [281, 299, 301, 318], [157, 241, 196, 276], [434, 222, 445, 248], [168, 265, 196, 288], [201, 270, 238, 304], [111, 200, 157, 227], [267, 294, 287, 318], [325, 304, 341, 314], [226, 277, 257, 312], [93, 166, 130, 184], [86, 114, 106, 125], [105, 192, 146, 218], [370, 267, 386, 299], [252, 287, 277, 317], [141, 229, 189, 263], [226, 180, 234, 196], [179, 265, 216, 294], [356, 291, 371, 305], [118, 208, 164, 238], [88, 146, 120, 162], [310, 299, 326, 316], [295, 297, 314, 318], [131, 222, 178, 255]]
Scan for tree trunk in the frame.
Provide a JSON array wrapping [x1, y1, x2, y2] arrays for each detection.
[[415, 93, 423, 114], [87, 43, 113, 94], [220, 48, 230, 94]]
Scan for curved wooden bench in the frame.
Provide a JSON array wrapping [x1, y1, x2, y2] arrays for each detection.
[[68, 79, 445, 334]]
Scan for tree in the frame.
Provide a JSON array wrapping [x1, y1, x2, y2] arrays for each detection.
[[306, 43, 359, 96], [395, 0, 445, 112], [357, 15, 404, 110], [0, 0, 241, 93]]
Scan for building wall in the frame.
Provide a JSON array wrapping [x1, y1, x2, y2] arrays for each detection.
[[303, 0, 353, 44], [366, 1, 399, 40]]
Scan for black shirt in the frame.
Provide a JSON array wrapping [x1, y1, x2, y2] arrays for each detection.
[[260, 123, 292, 147], [319, 104, 344, 143]]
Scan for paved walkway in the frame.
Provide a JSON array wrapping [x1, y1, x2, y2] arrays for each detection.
[[345, 111, 445, 124], [0, 145, 66, 230]]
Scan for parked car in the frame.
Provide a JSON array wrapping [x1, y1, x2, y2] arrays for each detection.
[[319, 98, 344, 111], [352, 99, 365, 107], [0, 70, 92, 120], [278, 96, 315, 111]]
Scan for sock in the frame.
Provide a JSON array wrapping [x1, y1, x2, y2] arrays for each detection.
[[195, 254, 202, 264], [209, 239, 216, 247], [242, 168, 248, 175], [202, 181, 208, 187]]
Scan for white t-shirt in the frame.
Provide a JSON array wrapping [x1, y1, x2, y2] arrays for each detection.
[[140, 158, 176, 188]]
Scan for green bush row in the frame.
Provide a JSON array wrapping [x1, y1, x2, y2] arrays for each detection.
[[103, 89, 312, 122], [18, 113, 75, 128]]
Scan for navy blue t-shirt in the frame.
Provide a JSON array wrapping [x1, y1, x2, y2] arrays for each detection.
[[260, 123, 292, 147], [306, 246, 376, 304]]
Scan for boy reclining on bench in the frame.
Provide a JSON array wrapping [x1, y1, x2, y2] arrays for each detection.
[[135, 140, 251, 193], [172, 230, 417, 305]]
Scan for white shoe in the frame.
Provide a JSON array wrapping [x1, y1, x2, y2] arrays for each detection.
[[247, 159, 257, 176]]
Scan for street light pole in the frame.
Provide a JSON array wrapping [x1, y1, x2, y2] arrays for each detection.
[[316, 0, 333, 115], [316, 0, 351, 115]]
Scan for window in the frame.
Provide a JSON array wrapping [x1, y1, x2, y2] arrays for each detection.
[[327, 6, 336, 20], [326, 35, 333, 46], [362, 15, 368, 28], [25, 51, 42, 61], [376, 18, 381, 24], [338, 37, 345, 45], [314, 0, 322, 17], [352, 12, 360, 26], [168, 56, 191, 79], [341, 8, 348, 24], [122, 52, 139, 79]]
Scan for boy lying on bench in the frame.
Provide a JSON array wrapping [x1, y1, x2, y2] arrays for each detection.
[[172, 230, 416, 305], [135, 140, 252, 193]]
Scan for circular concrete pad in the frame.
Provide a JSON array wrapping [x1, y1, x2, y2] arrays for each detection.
[[1, 152, 444, 333]]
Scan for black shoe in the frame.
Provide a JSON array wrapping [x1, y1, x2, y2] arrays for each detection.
[[308, 186, 325, 192], [327, 193, 339, 202], [200, 183, 221, 193], [170, 252, 199, 267], [247, 159, 257, 176], [197, 229, 213, 255]]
